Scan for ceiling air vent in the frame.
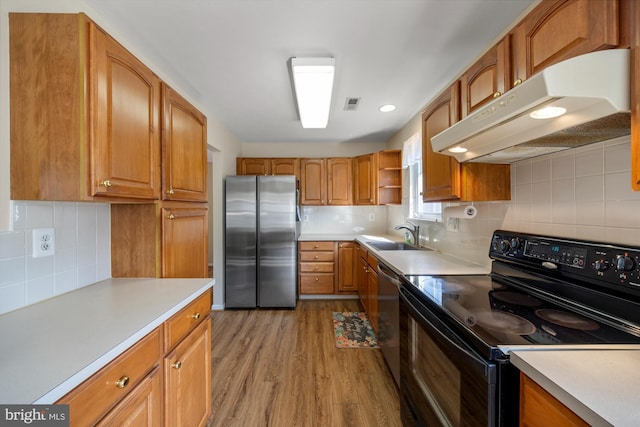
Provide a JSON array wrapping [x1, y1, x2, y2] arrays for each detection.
[[344, 97, 361, 111]]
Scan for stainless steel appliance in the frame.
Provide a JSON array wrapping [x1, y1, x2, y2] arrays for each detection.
[[377, 262, 401, 387], [224, 175, 297, 309], [400, 230, 640, 426]]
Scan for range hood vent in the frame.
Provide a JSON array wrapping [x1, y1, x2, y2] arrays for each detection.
[[430, 49, 631, 164]]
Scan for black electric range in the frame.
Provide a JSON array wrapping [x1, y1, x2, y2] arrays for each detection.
[[403, 230, 640, 360]]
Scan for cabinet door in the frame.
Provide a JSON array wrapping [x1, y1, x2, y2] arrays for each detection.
[[327, 158, 353, 205], [353, 154, 377, 205], [299, 159, 326, 205], [162, 83, 207, 202], [632, 0, 640, 191], [162, 206, 208, 278], [337, 242, 357, 293], [512, 0, 621, 83], [367, 267, 378, 332], [270, 158, 299, 177], [422, 83, 461, 202], [89, 22, 160, 199], [357, 256, 369, 312], [96, 367, 162, 427], [237, 158, 270, 175], [460, 37, 511, 117], [165, 318, 212, 427]]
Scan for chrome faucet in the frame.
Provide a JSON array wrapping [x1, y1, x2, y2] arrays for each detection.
[[394, 221, 420, 246]]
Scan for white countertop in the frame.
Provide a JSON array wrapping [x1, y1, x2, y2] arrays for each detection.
[[299, 233, 490, 276], [0, 278, 214, 404], [511, 349, 640, 427]]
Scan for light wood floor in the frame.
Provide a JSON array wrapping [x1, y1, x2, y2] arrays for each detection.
[[207, 299, 402, 427]]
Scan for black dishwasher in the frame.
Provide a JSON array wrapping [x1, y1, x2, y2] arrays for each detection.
[[377, 262, 401, 387]]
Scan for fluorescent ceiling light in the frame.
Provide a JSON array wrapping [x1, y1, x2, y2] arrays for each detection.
[[291, 57, 335, 128], [379, 104, 396, 112]]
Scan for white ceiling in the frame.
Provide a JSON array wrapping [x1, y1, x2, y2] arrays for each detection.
[[85, 0, 534, 144]]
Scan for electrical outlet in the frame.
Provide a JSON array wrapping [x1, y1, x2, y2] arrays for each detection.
[[369, 213, 375, 221], [32, 228, 55, 258], [446, 217, 459, 232]]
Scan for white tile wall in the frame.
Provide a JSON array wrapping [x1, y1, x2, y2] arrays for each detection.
[[393, 136, 640, 268], [0, 201, 111, 314], [300, 205, 388, 235]]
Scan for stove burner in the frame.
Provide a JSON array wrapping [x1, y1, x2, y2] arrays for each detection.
[[535, 309, 600, 331], [491, 291, 542, 307], [472, 309, 537, 335]]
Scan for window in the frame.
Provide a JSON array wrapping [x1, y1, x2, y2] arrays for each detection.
[[403, 133, 442, 221]]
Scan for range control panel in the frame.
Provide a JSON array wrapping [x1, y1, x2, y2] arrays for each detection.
[[490, 230, 640, 294]]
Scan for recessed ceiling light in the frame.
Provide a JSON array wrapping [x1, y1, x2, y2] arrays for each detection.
[[530, 106, 566, 119], [379, 104, 396, 112]]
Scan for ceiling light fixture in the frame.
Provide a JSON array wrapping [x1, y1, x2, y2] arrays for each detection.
[[291, 57, 335, 128], [448, 146, 468, 153], [379, 104, 396, 112], [529, 106, 567, 119]]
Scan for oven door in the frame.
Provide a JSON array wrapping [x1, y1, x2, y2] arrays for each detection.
[[399, 285, 496, 427]]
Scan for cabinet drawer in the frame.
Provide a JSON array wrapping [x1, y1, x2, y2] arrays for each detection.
[[299, 274, 335, 294], [299, 251, 335, 262], [299, 262, 334, 273], [58, 328, 162, 427], [165, 289, 212, 351], [299, 241, 334, 251]]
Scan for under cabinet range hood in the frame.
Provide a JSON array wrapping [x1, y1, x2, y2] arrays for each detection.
[[430, 49, 631, 164]]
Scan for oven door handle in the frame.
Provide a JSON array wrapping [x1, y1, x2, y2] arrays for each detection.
[[400, 287, 493, 374]]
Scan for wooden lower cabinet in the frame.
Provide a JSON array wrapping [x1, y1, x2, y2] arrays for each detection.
[[298, 241, 336, 294], [57, 289, 212, 427], [164, 318, 212, 427], [520, 373, 589, 427], [337, 242, 357, 293], [355, 245, 379, 332]]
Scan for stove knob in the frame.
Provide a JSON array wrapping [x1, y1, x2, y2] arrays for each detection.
[[616, 255, 636, 272], [499, 240, 511, 253], [510, 238, 521, 249], [593, 260, 609, 272]]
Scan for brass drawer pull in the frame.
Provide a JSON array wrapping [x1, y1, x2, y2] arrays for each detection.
[[192, 312, 201, 320], [315, 277, 319, 281], [114, 376, 129, 389], [172, 361, 182, 370], [314, 267, 319, 271], [101, 180, 112, 188], [314, 255, 319, 260]]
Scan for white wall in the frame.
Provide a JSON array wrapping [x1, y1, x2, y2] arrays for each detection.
[[241, 141, 386, 158]]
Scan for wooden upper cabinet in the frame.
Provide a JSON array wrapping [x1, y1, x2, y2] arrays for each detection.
[[89, 21, 161, 200], [162, 206, 209, 278], [632, 0, 640, 191], [461, 37, 511, 117], [270, 158, 299, 178], [353, 153, 377, 205], [327, 158, 353, 205], [299, 158, 327, 205], [9, 13, 159, 201], [422, 83, 462, 202], [162, 83, 207, 202], [237, 158, 270, 175], [512, 0, 622, 84], [422, 83, 511, 202]]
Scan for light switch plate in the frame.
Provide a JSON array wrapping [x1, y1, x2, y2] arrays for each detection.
[[32, 228, 55, 257]]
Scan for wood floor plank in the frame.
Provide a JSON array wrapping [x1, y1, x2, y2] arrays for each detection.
[[207, 300, 401, 427]]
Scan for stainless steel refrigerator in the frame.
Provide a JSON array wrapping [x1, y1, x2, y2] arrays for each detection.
[[224, 175, 298, 308]]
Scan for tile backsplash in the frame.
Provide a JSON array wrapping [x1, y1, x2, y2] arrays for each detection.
[[0, 201, 111, 314]]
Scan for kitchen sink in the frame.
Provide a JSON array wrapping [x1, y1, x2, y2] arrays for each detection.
[[366, 241, 429, 251]]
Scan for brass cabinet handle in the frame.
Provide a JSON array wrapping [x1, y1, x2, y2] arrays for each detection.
[[101, 180, 112, 188], [314, 245, 319, 249], [314, 267, 319, 271], [513, 78, 523, 87], [172, 361, 182, 370], [315, 277, 319, 281], [167, 188, 175, 195], [192, 312, 201, 320], [115, 376, 129, 389], [493, 91, 502, 98], [314, 255, 319, 260], [168, 214, 175, 220]]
